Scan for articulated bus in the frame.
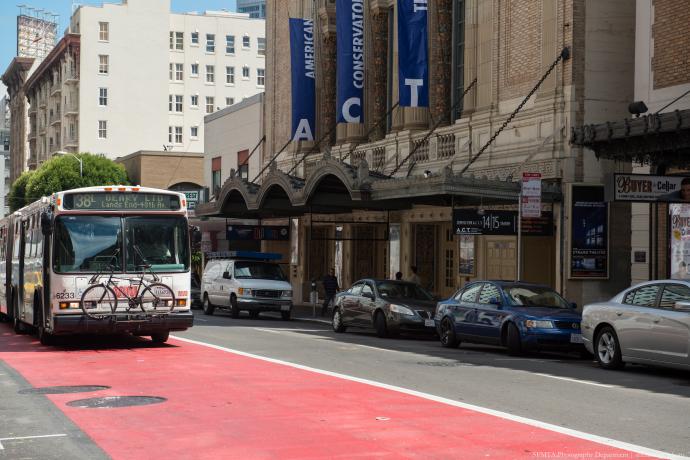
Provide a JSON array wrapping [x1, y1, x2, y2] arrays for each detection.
[[0, 186, 194, 345]]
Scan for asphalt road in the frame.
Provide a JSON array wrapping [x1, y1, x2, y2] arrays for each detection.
[[179, 309, 690, 457]]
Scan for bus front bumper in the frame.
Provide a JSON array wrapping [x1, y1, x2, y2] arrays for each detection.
[[51, 311, 194, 335]]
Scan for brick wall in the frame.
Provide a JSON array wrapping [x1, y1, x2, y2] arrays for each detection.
[[652, 0, 690, 89], [500, 0, 541, 101]]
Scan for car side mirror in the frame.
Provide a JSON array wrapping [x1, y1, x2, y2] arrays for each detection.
[[192, 227, 202, 244], [40, 211, 52, 235], [674, 301, 690, 312], [222, 271, 231, 279], [570, 302, 578, 309]]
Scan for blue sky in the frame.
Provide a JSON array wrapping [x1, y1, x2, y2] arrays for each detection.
[[0, 0, 237, 94]]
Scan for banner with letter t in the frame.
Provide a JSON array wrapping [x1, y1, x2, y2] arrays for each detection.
[[290, 18, 316, 141], [398, 0, 429, 107]]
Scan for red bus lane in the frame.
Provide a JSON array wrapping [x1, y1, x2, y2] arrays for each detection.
[[0, 325, 662, 459]]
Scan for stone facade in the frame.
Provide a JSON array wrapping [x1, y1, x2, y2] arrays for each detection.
[[116, 151, 204, 190], [1, 58, 34, 183], [651, 0, 690, 90]]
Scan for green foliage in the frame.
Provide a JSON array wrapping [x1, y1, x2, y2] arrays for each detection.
[[23, 153, 130, 206], [8, 170, 35, 212]]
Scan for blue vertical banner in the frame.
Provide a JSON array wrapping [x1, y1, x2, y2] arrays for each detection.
[[336, 0, 365, 123], [290, 18, 316, 141], [397, 0, 429, 107]]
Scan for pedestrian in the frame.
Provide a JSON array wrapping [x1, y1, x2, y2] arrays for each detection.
[[408, 266, 422, 285], [395, 272, 403, 280], [321, 268, 339, 317]]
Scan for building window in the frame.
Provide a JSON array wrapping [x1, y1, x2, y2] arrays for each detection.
[[257, 37, 266, 56], [168, 126, 183, 144], [99, 22, 109, 41], [99, 87, 108, 106], [226, 35, 235, 54], [191, 63, 199, 76], [452, 0, 466, 120], [191, 126, 198, 138], [242, 66, 250, 79], [98, 55, 109, 75], [206, 65, 215, 83], [191, 31, 199, 45], [226, 97, 234, 106], [169, 31, 173, 50], [206, 96, 214, 113], [175, 63, 184, 81], [175, 31, 184, 50], [212, 157, 221, 194], [206, 34, 215, 53], [175, 95, 183, 112], [168, 94, 173, 111], [257, 68, 265, 86], [226, 66, 235, 84], [169, 63, 173, 80], [237, 149, 249, 180], [242, 35, 250, 48], [98, 120, 107, 139], [191, 95, 199, 107]]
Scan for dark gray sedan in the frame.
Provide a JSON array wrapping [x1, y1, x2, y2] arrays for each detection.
[[582, 280, 690, 370], [332, 279, 437, 338]]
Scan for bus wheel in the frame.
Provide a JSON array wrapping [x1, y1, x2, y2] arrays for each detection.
[[151, 332, 169, 344], [38, 326, 55, 346]]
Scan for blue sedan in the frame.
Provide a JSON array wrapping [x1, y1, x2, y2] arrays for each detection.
[[435, 281, 584, 355]]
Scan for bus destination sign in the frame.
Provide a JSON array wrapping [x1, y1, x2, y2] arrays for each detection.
[[63, 193, 181, 211]]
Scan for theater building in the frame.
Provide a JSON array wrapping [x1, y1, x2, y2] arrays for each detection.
[[197, 0, 636, 306]]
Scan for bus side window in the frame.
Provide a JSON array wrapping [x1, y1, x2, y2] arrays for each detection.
[[35, 226, 44, 259]]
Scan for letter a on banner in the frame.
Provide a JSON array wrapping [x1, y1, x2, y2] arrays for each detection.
[[398, 0, 429, 108], [290, 18, 316, 141], [336, 0, 365, 123]]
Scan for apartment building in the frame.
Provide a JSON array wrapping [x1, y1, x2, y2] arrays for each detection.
[[23, 0, 265, 165], [238, 0, 267, 19], [0, 95, 10, 216]]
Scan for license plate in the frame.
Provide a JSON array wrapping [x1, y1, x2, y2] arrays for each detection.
[[424, 319, 435, 327], [281, 305, 290, 311], [570, 333, 584, 344]]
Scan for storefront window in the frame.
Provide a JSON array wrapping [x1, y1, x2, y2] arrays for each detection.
[[388, 224, 400, 279], [670, 204, 690, 280], [459, 235, 475, 276]]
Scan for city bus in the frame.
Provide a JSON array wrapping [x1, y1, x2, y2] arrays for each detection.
[[0, 185, 194, 345]]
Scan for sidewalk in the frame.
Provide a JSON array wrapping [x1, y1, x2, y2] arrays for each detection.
[[263, 303, 332, 325]]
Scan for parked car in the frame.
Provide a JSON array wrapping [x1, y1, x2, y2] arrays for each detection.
[[435, 281, 583, 355], [582, 280, 690, 370], [332, 279, 437, 338], [201, 251, 293, 320], [190, 275, 202, 309]]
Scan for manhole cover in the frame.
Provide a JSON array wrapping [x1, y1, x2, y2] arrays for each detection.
[[19, 385, 111, 395], [416, 361, 475, 367], [66, 396, 167, 408]]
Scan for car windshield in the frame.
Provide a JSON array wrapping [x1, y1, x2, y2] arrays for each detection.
[[505, 285, 570, 309], [234, 261, 286, 281], [54, 215, 189, 273], [376, 281, 434, 301]]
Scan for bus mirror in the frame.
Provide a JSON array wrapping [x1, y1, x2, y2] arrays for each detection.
[[192, 227, 202, 244], [40, 212, 52, 235]]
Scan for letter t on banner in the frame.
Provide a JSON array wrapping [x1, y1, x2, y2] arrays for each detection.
[[398, 0, 429, 108], [290, 18, 316, 142]]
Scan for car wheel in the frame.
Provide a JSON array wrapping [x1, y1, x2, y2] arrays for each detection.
[[332, 308, 347, 333], [151, 331, 170, 344], [281, 310, 291, 321], [230, 296, 240, 319], [374, 311, 388, 338], [249, 310, 260, 319], [506, 323, 522, 356], [202, 296, 215, 316], [595, 326, 624, 370], [440, 318, 460, 348]]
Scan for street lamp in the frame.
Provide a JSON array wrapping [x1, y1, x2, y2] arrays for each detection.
[[53, 150, 82, 177]]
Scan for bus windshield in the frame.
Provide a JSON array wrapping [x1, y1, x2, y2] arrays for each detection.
[[53, 215, 189, 273]]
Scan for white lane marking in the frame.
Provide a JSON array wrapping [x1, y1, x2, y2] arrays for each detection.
[[533, 373, 617, 389], [171, 335, 685, 460], [254, 328, 332, 333], [194, 318, 209, 322], [0, 434, 67, 450]]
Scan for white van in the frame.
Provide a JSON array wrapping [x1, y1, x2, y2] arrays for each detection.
[[201, 252, 292, 320]]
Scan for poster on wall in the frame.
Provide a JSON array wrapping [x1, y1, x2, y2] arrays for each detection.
[[669, 204, 690, 280], [458, 235, 475, 276], [570, 185, 608, 279]]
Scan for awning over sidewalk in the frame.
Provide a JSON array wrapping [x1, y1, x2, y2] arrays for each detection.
[[195, 156, 562, 218], [571, 109, 690, 166]]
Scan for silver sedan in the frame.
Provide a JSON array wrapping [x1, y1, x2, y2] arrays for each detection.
[[582, 280, 690, 370]]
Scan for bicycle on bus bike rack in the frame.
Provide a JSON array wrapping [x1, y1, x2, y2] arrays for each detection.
[[79, 247, 176, 320]]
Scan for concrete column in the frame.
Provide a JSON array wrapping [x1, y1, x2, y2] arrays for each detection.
[[368, 5, 389, 141], [429, 0, 453, 126]]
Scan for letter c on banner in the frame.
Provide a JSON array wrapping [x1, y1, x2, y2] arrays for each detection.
[[342, 97, 361, 123], [293, 119, 314, 142]]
